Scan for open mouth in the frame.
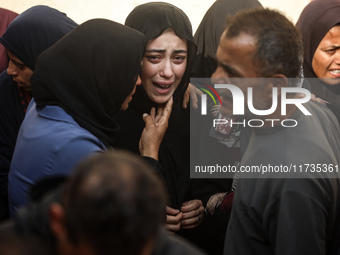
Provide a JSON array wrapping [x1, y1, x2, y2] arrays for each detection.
[[152, 82, 173, 94], [330, 69, 340, 75]]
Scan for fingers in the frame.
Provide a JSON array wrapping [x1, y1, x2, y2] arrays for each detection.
[[154, 105, 163, 124], [309, 93, 328, 105], [180, 200, 204, 228], [162, 97, 173, 120], [183, 85, 190, 109], [190, 86, 198, 110], [181, 199, 202, 213], [181, 213, 204, 229], [165, 221, 181, 233], [166, 206, 180, 215], [316, 97, 326, 105], [153, 97, 173, 125], [190, 84, 203, 110], [142, 113, 155, 128], [181, 205, 204, 220], [166, 211, 182, 224], [165, 210, 182, 233], [310, 93, 317, 101], [150, 107, 156, 121]]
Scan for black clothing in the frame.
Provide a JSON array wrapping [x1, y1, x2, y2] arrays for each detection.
[[32, 19, 145, 148], [0, 5, 77, 221], [0, 5, 77, 72], [115, 2, 197, 209], [296, 1, 340, 123], [191, 0, 262, 78], [224, 102, 340, 255]]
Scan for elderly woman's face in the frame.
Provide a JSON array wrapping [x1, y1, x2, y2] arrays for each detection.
[[312, 25, 340, 85], [141, 28, 187, 104], [6, 50, 34, 91]]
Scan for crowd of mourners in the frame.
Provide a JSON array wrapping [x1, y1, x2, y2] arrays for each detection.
[[0, 0, 339, 255]]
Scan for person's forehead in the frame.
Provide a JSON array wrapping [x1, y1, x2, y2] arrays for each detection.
[[217, 32, 257, 58]]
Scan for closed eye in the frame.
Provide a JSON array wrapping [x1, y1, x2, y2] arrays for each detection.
[[219, 63, 241, 78]]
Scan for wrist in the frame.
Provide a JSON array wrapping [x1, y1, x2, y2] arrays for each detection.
[[141, 147, 159, 160]]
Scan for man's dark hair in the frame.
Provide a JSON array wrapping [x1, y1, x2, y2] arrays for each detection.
[[63, 151, 167, 255], [225, 8, 303, 78]]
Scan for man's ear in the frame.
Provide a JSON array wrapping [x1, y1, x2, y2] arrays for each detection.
[[270, 74, 288, 88], [269, 74, 288, 99], [49, 202, 67, 240]]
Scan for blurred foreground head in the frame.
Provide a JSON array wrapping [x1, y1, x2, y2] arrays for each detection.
[[51, 151, 167, 255]]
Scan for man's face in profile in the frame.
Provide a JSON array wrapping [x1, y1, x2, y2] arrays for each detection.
[[211, 31, 273, 119]]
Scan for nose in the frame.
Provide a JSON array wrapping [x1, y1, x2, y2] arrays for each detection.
[[159, 59, 173, 78], [334, 50, 340, 65], [7, 60, 18, 76], [135, 75, 142, 86], [211, 66, 229, 84]]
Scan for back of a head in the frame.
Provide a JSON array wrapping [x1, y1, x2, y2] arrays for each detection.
[[225, 8, 303, 78], [63, 151, 166, 255], [0, 231, 49, 255]]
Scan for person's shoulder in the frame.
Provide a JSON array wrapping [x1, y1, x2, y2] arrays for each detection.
[[35, 105, 103, 145], [0, 71, 16, 93]]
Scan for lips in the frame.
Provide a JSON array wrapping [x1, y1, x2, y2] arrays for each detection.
[[15, 81, 25, 88], [329, 69, 340, 77], [152, 81, 173, 94], [14, 80, 30, 91]]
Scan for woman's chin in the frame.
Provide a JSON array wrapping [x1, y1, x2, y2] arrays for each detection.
[[320, 77, 340, 85], [149, 94, 172, 104]]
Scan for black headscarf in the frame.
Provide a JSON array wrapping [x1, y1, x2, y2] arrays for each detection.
[[31, 19, 145, 147], [0, 5, 77, 71], [125, 2, 197, 112], [0, 6, 78, 219], [191, 0, 263, 78], [296, 0, 340, 120], [115, 2, 196, 209]]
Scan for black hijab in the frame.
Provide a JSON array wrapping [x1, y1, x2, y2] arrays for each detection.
[[296, 0, 340, 118], [125, 2, 196, 112], [0, 6, 77, 218], [31, 19, 145, 147], [115, 2, 196, 209], [191, 0, 263, 78], [0, 5, 77, 71]]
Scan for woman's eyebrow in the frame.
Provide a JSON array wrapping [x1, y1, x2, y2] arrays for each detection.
[[145, 49, 165, 53], [10, 58, 25, 67], [174, 50, 187, 54], [145, 49, 187, 53], [321, 45, 340, 49]]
